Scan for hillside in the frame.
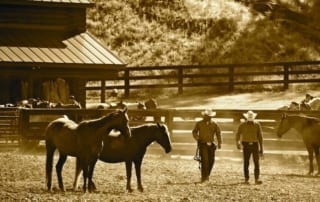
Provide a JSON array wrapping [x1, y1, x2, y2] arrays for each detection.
[[86, 0, 320, 66]]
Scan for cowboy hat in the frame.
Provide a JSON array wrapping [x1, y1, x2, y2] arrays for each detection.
[[201, 109, 216, 117], [243, 110, 257, 121]]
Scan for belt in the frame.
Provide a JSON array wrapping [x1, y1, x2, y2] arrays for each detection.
[[242, 141, 257, 145], [199, 142, 214, 146]]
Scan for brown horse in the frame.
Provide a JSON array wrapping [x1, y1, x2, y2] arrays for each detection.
[[45, 108, 131, 192], [73, 123, 172, 192], [277, 113, 320, 175]]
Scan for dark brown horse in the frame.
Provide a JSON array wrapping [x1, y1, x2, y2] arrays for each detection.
[[73, 123, 172, 192], [45, 108, 131, 192], [277, 113, 320, 175]]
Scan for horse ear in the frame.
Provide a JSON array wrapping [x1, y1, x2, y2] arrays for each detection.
[[156, 122, 161, 128]]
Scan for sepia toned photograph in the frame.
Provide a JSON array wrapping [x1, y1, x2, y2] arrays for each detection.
[[0, 0, 320, 201]]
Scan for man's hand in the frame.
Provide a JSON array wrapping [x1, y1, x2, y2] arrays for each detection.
[[236, 142, 241, 150], [259, 150, 263, 155], [259, 150, 264, 159]]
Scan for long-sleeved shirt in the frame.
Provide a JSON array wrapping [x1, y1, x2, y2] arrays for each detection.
[[192, 120, 222, 145], [236, 121, 263, 146]]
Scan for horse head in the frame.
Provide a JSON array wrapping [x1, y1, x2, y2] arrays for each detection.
[[112, 107, 131, 138], [155, 123, 172, 153], [277, 113, 290, 138]]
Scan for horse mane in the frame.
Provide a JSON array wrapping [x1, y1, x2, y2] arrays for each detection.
[[79, 111, 118, 128], [295, 115, 320, 125]]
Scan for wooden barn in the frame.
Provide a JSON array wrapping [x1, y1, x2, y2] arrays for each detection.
[[0, 0, 126, 107]]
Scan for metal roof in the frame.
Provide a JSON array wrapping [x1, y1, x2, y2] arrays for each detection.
[[0, 32, 126, 69]]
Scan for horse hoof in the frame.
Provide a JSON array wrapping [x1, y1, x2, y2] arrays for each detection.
[[126, 188, 133, 193], [138, 188, 144, 192]]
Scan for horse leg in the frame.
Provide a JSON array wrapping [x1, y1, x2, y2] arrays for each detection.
[[313, 145, 320, 175], [73, 158, 81, 191], [88, 158, 98, 192], [80, 159, 89, 193], [56, 154, 67, 191], [125, 161, 133, 192], [45, 142, 56, 191], [134, 160, 143, 192], [307, 146, 314, 175]]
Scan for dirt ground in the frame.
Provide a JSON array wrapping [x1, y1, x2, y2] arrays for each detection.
[[0, 149, 320, 201], [2, 90, 320, 201]]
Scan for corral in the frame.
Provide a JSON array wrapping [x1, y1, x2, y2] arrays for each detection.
[[0, 107, 312, 161]]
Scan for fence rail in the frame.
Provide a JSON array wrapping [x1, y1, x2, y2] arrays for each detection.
[[85, 61, 320, 100], [11, 108, 320, 157]]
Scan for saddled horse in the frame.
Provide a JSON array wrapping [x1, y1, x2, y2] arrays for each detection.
[[45, 108, 131, 192], [73, 123, 172, 192], [277, 113, 320, 175]]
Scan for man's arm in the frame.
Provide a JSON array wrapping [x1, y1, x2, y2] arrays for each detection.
[[235, 123, 242, 149], [215, 123, 222, 149], [192, 122, 199, 141], [257, 122, 264, 154]]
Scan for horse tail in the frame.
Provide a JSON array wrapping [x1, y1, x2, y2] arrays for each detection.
[[45, 127, 56, 191]]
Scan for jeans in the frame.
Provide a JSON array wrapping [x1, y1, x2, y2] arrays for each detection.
[[199, 142, 216, 181], [242, 142, 260, 180]]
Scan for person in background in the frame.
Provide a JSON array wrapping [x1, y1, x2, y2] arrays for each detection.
[[69, 95, 82, 109], [192, 109, 222, 183], [145, 98, 161, 122], [301, 93, 315, 104], [236, 110, 263, 185]]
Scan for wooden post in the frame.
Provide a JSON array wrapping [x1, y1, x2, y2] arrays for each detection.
[[283, 65, 289, 90], [178, 67, 183, 94], [19, 109, 29, 139], [100, 80, 106, 103], [228, 66, 234, 92], [124, 69, 130, 97], [165, 110, 174, 136]]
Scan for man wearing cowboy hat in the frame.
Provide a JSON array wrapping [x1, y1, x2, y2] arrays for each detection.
[[236, 110, 264, 184], [192, 109, 222, 182]]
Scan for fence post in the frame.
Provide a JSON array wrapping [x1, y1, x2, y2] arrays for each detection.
[[228, 66, 234, 92], [100, 80, 105, 103], [283, 65, 289, 90], [124, 69, 130, 97], [178, 67, 183, 94], [19, 109, 29, 139]]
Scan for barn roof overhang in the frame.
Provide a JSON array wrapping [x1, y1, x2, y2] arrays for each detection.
[[0, 32, 126, 79]]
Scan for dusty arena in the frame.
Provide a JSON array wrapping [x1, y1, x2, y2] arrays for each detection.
[[0, 148, 319, 201]]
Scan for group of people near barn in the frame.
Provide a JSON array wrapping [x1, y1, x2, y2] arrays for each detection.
[[192, 109, 263, 184]]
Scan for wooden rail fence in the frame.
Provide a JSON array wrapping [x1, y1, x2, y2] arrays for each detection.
[[7, 108, 317, 158], [85, 61, 320, 101]]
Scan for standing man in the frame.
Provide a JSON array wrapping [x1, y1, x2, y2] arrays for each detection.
[[236, 110, 264, 185], [192, 109, 222, 182]]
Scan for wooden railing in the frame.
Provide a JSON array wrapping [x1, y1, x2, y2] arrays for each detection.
[[16, 108, 320, 156], [86, 61, 320, 100]]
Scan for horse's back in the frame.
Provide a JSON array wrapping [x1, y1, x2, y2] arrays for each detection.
[[45, 117, 78, 156], [100, 126, 151, 163]]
